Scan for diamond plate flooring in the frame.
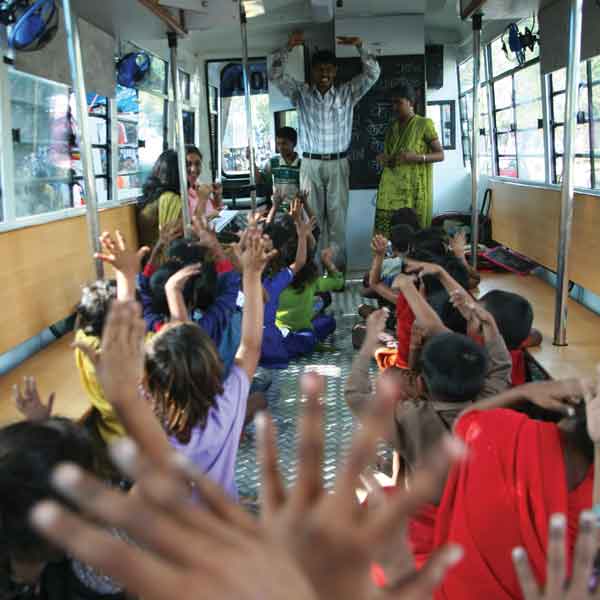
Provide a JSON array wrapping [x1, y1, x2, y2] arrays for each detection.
[[235, 281, 381, 503]]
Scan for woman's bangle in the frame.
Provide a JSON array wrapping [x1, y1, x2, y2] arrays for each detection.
[[422, 154, 427, 164]]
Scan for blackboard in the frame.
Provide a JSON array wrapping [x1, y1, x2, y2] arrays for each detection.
[[337, 54, 426, 190]]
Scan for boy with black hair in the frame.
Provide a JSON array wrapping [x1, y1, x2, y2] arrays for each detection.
[[479, 289, 542, 386], [254, 126, 302, 217]]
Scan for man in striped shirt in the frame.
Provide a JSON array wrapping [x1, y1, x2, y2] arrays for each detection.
[[270, 31, 380, 270]]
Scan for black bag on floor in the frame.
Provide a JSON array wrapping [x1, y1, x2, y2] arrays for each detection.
[[431, 188, 493, 246]]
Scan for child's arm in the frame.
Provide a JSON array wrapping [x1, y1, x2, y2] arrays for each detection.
[[451, 292, 512, 397], [345, 308, 387, 416], [165, 264, 202, 323], [95, 231, 149, 301], [289, 203, 313, 274], [459, 378, 584, 420], [392, 273, 448, 337], [317, 248, 345, 292], [369, 235, 399, 304], [233, 231, 278, 381], [73, 301, 173, 468], [449, 230, 480, 289]]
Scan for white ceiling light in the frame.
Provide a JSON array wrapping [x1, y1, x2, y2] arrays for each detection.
[[243, 0, 266, 18], [158, 0, 265, 18]]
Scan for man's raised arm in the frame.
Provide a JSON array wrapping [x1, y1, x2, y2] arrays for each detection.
[[336, 36, 381, 103], [269, 31, 304, 101]]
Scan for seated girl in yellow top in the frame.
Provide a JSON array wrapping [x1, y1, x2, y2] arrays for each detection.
[[137, 147, 224, 248], [74, 279, 125, 444]]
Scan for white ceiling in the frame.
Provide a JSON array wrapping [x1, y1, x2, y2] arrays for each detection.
[[71, 0, 518, 54]]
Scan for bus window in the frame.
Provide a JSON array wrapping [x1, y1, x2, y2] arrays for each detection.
[[9, 70, 72, 218], [116, 85, 167, 199], [217, 60, 273, 176]]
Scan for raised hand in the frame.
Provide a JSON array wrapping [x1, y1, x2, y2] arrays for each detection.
[[159, 220, 185, 247], [190, 215, 217, 248], [12, 376, 55, 421], [336, 35, 362, 47], [165, 264, 202, 294], [288, 30, 304, 49], [449, 230, 467, 260], [512, 380, 585, 417], [238, 229, 278, 274], [513, 511, 597, 600], [320, 247, 335, 266], [365, 308, 389, 348], [371, 235, 388, 257], [30, 371, 464, 600], [256, 372, 465, 600], [95, 230, 149, 277]]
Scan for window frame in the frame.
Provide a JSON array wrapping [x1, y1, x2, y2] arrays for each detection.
[[489, 56, 545, 182], [0, 41, 173, 232], [205, 57, 271, 181]]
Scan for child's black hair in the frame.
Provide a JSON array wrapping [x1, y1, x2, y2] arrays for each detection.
[[150, 259, 218, 316], [413, 227, 447, 258], [311, 49, 337, 68], [276, 126, 297, 146], [263, 216, 298, 277], [421, 332, 488, 402], [148, 238, 216, 315], [290, 247, 320, 292], [390, 224, 415, 254], [75, 279, 117, 338], [0, 418, 95, 562], [480, 290, 534, 350], [390, 207, 421, 231]]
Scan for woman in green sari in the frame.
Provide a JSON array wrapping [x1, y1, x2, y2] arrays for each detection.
[[375, 81, 444, 235]]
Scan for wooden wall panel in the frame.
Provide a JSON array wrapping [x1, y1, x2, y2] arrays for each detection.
[[0, 205, 138, 355], [490, 181, 600, 297]]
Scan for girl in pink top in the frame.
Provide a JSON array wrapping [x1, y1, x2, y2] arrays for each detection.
[[186, 146, 223, 218]]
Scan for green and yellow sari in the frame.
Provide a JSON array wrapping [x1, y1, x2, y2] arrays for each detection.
[[375, 115, 438, 235]]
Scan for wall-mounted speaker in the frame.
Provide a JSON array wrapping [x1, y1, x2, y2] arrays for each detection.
[[425, 44, 444, 89]]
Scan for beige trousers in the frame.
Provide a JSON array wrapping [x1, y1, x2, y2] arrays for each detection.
[[300, 157, 350, 269]]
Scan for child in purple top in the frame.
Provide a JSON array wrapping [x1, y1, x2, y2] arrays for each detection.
[[259, 211, 312, 369], [141, 229, 276, 499]]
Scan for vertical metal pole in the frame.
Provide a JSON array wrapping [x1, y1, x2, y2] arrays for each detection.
[[109, 99, 119, 204], [553, 0, 584, 346], [168, 32, 191, 232], [240, 4, 257, 211], [470, 14, 482, 268], [62, 0, 103, 278], [0, 59, 16, 224]]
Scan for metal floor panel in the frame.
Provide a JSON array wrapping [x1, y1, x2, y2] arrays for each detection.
[[235, 283, 380, 503]]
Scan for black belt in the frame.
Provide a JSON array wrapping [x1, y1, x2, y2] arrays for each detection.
[[303, 151, 348, 161]]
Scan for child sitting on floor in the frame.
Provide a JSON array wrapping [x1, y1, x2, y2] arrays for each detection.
[[275, 246, 344, 357], [257, 212, 312, 370], [478, 290, 542, 386]]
